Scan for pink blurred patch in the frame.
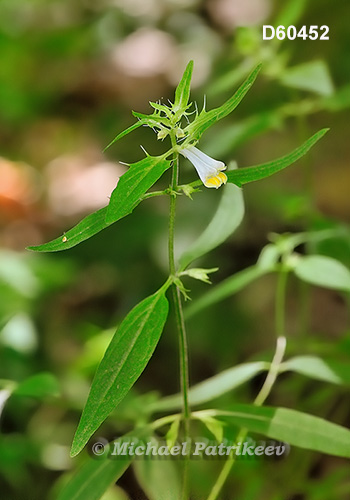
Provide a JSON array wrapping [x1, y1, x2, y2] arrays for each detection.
[[46, 155, 126, 216]]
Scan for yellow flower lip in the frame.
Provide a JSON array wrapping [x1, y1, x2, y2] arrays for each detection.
[[179, 145, 227, 189], [204, 172, 228, 189]]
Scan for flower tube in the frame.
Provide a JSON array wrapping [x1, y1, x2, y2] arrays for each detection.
[[180, 146, 227, 188]]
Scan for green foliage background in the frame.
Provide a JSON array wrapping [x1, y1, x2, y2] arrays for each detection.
[[1, 0, 350, 499]]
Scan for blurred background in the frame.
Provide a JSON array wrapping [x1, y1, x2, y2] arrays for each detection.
[[1, 0, 350, 499]]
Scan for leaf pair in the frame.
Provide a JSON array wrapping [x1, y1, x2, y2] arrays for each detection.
[[59, 401, 350, 500]]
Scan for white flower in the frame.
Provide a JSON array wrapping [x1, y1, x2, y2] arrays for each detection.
[[180, 146, 227, 188]]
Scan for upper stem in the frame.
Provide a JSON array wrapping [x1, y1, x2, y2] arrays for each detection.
[[168, 130, 191, 498]]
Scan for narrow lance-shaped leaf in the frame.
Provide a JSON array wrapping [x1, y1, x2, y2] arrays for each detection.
[[28, 155, 171, 253], [179, 181, 244, 271], [105, 155, 171, 225], [185, 64, 261, 140], [214, 404, 350, 458], [71, 289, 169, 457], [226, 128, 329, 187], [56, 429, 150, 500], [149, 362, 268, 413], [228, 128, 329, 186], [294, 255, 350, 292], [173, 60, 194, 118], [280, 356, 350, 386]]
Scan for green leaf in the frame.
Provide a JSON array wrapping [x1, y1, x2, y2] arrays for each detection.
[[56, 456, 131, 500], [56, 437, 136, 500], [173, 60, 193, 119], [71, 290, 169, 457], [294, 255, 350, 292], [14, 372, 60, 399], [279, 61, 334, 96], [27, 207, 110, 252], [196, 415, 224, 443], [149, 362, 268, 413], [179, 182, 244, 271], [226, 128, 329, 187], [165, 418, 180, 450], [185, 64, 261, 140], [185, 265, 271, 320], [216, 404, 350, 457], [0, 389, 12, 418], [275, 0, 307, 27], [133, 447, 181, 500], [280, 356, 350, 385], [28, 155, 171, 252], [104, 121, 144, 151], [105, 155, 171, 225], [204, 111, 282, 158], [257, 244, 280, 270]]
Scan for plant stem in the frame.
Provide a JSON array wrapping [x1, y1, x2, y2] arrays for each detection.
[[253, 336, 286, 406], [275, 265, 289, 337], [168, 130, 191, 498], [207, 268, 289, 500]]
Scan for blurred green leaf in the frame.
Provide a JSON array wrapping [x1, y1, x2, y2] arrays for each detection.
[[105, 155, 171, 225], [279, 61, 334, 96], [215, 404, 350, 457], [275, 0, 307, 27], [150, 362, 268, 412], [205, 112, 282, 158], [0, 251, 39, 296], [185, 265, 272, 319], [133, 448, 181, 500], [179, 182, 244, 270], [227, 129, 329, 187], [322, 84, 350, 111], [56, 443, 131, 500], [185, 64, 261, 140], [257, 244, 280, 270], [165, 418, 180, 450], [14, 372, 60, 399], [196, 415, 224, 443], [294, 255, 350, 292], [173, 60, 193, 119], [280, 356, 350, 385], [0, 389, 12, 418], [71, 290, 169, 457]]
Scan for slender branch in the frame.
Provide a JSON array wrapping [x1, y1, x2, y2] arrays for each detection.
[[207, 268, 289, 500], [141, 189, 168, 200], [275, 266, 289, 337], [207, 427, 246, 500], [253, 336, 286, 406]]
